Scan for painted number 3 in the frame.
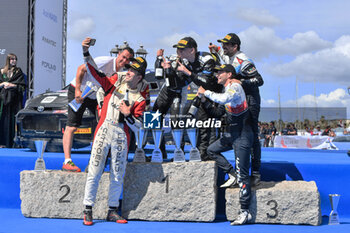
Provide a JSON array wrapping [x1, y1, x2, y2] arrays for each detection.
[[59, 185, 71, 203], [266, 200, 278, 218]]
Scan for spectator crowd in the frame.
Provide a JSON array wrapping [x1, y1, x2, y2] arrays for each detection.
[[259, 120, 350, 147]]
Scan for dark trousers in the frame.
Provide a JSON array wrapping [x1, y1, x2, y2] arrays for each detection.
[[196, 105, 219, 161], [207, 124, 253, 210], [249, 104, 261, 172]]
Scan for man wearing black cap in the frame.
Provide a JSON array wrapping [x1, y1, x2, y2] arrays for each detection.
[[154, 36, 222, 159], [197, 64, 253, 225], [210, 33, 264, 186], [81, 38, 147, 226]]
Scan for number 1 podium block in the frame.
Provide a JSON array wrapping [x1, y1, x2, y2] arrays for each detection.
[[122, 161, 218, 222], [225, 181, 322, 225]]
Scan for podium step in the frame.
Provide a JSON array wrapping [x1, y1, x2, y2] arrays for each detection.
[[20, 170, 109, 219], [225, 181, 322, 225], [122, 161, 218, 222]]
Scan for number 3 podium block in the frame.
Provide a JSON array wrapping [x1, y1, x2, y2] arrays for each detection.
[[225, 181, 322, 226]]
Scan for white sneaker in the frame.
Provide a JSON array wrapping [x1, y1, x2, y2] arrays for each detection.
[[230, 209, 252, 225], [220, 173, 237, 188]]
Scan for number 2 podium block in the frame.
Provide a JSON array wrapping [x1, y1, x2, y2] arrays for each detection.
[[20, 170, 110, 219], [225, 181, 322, 225]]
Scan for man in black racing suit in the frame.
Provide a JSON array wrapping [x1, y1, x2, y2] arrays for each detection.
[[154, 37, 222, 160], [210, 33, 264, 185]]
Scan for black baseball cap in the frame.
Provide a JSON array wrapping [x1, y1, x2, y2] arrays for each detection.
[[172, 37, 197, 49], [214, 64, 236, 75], [217, 33, 241, 46], [125, 57, 147, 77]]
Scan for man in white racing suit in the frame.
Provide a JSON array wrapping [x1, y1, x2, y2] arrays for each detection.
[[81, 38, 147, 226]]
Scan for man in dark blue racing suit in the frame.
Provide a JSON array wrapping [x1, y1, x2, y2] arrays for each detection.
[[198, 64, 253, 225]]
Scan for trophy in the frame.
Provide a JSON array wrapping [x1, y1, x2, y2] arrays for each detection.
[[172, 129, 185, 162], [187, 128, 201, 162], [329, 194, 341, 225], [133, 128, 147, 162], [34, 140, 47, 171], [151, 129, 163, 163], [68, 81, 97, 112]]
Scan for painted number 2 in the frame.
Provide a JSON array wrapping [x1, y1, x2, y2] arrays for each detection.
[[59, 185, 71, 203], [266, 200, 278, 218]]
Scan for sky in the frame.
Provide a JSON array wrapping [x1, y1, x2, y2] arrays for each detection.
[[66, 0, 350, 118]]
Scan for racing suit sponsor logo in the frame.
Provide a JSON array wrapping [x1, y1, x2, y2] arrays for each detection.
[[236, 57, 243, 64], [111, 102, 119, 110], [113, 133, 126, 173], [247, 66, 256, 74], [225, 101, 248, 115], [93, 127, 108, 166]]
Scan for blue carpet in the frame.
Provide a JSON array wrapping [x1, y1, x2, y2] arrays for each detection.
[[1, 146, 350, 232], [1, 209, 349, 233]]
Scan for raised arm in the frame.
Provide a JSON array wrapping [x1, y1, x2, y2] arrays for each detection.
[[82, 37, 115, 91]]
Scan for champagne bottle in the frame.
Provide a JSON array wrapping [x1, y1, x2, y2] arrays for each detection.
[[165, 65, 176, 88], [188, 94, 202, 117], [155, 56, 164, 80]]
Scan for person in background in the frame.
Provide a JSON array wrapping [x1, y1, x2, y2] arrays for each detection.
[[259, 123, 268, 146], [313, 125, 322, 136], [322, 125, 335, 137], [287, 123, 297, 135], [344, 123, 350, 135], [303, 124, 311, 136], [264, 121, 276, 147], [309, 125, 315, 136], [0, 53, 25, 148]]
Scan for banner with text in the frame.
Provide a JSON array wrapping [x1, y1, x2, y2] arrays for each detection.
[[274, 135, 338, 150], [33, 0, 64, 96]]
